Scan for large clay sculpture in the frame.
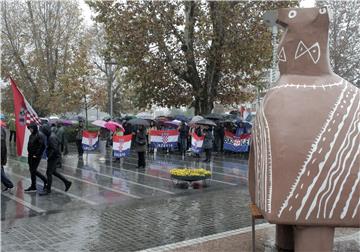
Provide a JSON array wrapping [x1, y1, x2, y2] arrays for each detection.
[[249, 7, 359, 251]]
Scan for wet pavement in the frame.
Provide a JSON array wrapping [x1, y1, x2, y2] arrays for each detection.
[[2, 144, 359, 251], [2, 144, 251, 251]]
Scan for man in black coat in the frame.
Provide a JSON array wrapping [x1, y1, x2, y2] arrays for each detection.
[[24, 123, 48, 192], [40, 125, 71, 195], [1, 127, 14, 191]]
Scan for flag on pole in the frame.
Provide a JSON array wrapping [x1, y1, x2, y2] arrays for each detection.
[[113, 134, 132, 158], [149, 130, 179, 148], [191, 132, 204, 154], [82, 131, 99, 151], [224, 131, 251, 153], [10, 78, 41, 157]]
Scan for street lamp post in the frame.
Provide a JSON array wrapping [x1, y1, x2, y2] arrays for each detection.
[[105, 60, 118, 119], [263, 10, 279, 89]]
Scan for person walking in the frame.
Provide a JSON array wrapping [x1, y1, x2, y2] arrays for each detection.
[[1, 125, 14, 191], [178, 122, 189, 156], [134, 125, 147, 168], [75, 120, 84, 158], [99, 127, 110, 161], [24, 123, 48, 192], [8, 118, 16, 143], [40, 125, 71, 195], [202, 127, 214, 163]]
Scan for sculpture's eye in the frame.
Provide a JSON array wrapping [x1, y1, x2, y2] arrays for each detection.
[[319, 7, 327, 14], [288, 10, 297, 19]]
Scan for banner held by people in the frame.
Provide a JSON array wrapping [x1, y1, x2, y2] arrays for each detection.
[[149, 130, 179, 148], [82, 131, 99, 151], [10, 77, 41, 157], [224, 131, 251, 153], [113, 134, 132, 158], [191, 132, 204, 154]]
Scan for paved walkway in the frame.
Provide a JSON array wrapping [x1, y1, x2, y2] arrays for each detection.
[[2, 144, 359, 251]]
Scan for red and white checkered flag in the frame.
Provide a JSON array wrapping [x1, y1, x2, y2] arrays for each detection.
[[10, 77, 41, 156]]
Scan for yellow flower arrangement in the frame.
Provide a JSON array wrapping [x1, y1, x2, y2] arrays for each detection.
[[170, 168, 211, 177]]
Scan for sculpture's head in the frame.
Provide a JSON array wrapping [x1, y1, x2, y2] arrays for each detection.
[[274, 7, 333, 75]]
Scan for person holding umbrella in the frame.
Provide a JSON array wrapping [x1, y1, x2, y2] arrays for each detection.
[[195, 119, 216, 162], [134, 125, 147, 168], [202, 127, 214, 163], [178, 121, 189, 156]]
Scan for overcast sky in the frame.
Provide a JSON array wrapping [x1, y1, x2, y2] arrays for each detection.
[[78, 0, 316, 26], [79, 0, 94, 26]]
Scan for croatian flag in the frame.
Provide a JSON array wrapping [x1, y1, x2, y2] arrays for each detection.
[[113, 134, 132, 158], [10, 78, 41, 157], [191, 132, 204, 154], [149, 130, 179, 148], [224, 131, 251, 153], [82, 131, 99, 151]]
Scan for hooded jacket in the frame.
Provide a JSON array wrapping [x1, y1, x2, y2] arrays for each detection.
[[27, 123, 45, 158], [41, 125, 60, 160]]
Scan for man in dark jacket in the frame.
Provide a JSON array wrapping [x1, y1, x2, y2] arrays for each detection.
[[134, 125, 147, 168], [202, 127, 214, 163], [40, 125, 72, 195], [1, 127, 14, 191], [25, 123, 48, 192], [178, 122, 189, 155]]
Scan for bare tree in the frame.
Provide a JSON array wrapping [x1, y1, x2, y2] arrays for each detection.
[[1, 0, 92, 115], [318, 1, 360, 87]]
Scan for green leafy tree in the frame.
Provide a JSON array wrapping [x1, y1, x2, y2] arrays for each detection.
[[88, 1, 296, 115]]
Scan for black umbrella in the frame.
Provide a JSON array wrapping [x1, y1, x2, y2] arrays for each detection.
[[195, 119, 217, 127], [127, 118, 150, 127], [204, 113, 224, 120]]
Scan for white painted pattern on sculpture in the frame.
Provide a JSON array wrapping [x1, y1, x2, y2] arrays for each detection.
[[317, 106, 359, 217], [295, 41, 321, 64], [329, 145, 360, 218], [278, 80, 346, 218], [341, 171, 360, 219], [269, 80, 343, 91], [307, 97, 359, 219], [300, 86, 356, 220], [278, 47, 287, 62]]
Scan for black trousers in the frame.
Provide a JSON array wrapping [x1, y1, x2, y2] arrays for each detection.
[[46, 158, 69, 191], [28, 156, 47, 187], [219, 137, 224, 152], [76, 139, 84, 156], [137, 152, 146, 168], [9, 131, 16, 142], [205, 148, 212, 161]]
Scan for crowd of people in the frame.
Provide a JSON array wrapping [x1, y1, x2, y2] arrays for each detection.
[[72, 117, 251, 168], [1, 115, 251, 192]]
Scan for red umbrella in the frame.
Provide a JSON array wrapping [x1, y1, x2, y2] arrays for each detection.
[[105, 121, 125, 132]]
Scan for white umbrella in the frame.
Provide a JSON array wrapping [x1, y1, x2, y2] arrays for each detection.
[[136, 112, 154, 120], [189, 115, 204, 124], [91, 120, 106, 128]]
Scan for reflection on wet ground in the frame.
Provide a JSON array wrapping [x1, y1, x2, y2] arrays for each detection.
[[2, 144, 359, 251], [3, 144, 247, 219]]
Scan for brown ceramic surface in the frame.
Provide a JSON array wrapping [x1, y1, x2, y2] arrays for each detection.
[[249, 7, 360, 227]]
